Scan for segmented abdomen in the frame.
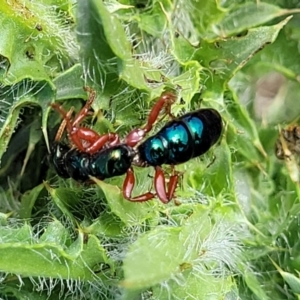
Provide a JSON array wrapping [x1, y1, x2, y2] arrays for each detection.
[[137, 109, 222, 166]]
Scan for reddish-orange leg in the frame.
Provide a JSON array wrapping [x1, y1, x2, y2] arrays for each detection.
[[54, 107, 74, 142], [124, 92, 176, 147], [123, 166, 180, 203], [51, 87, 120, 154], [122, 92, 180, 203], [52, 90, 176, 153]]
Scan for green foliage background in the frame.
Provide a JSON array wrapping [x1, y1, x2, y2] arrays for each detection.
[[1, 0, 300, 299]]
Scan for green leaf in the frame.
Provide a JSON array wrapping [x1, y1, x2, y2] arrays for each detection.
[[0, 223, 32, 243], [225, 89, 267, 163], [91, 177, 157, 225], [86, 212, 124, 237], [39, 219, 71, 245], [272, 258, 300, 294], [77, 0, 149, 95], [203, 142, 233, 196], [171, 34, 197, 64], [0, 103, 21, 163], [249, 28, 300, 80], [119, 58, 153, 91], [76, 0, 121, 97], [0, 221, 110, 281], [153, 272, 235, 299], [0, 285, 47, 300], [244, 271, 270, 300], [122, 226, 183, 289], [172, 17, 291, 101], [179, 206, 212, 251], [0, 81, 55, 161], [198, 17, 292, 80], [187, 0, 226, 40], [214, 3, 287, 38], [72, 232, 111, 273], [171, 62, 201, 104], [281, 272, 300, 294], [0, 212, 9, 225], [181, 141, 233, 198], [93, 0, 131, 60], [45, 184, 78, 225], [53, 64, 86, 100], [0, 2, 75, 84], [19, 183, 44, 219], [136, 0, 172, 37]]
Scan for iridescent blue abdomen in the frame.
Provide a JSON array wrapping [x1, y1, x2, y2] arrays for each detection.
[[137, 109, 222, 166]]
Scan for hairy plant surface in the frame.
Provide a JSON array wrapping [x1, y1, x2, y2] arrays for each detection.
[[1, 0, 300, 299]]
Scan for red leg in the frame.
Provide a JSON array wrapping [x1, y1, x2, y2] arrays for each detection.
[[154, 166, 179, 204], [54, 107, 74, 142], [67, 130, 120, 153], [123, 168, 156, 202], [52, 103, 120, 152], [153, 166, 168, 203], [51, 103, 76, 135], [143, 92, 176, 132], [122, 166, 179, 203], [85, 133, 120, 154], [51, 87, 120, 153], [72, 87, 96, 127], [124, 92, 176, 147], [51, 87, 96, 131], [166, 167, 180, 200]]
